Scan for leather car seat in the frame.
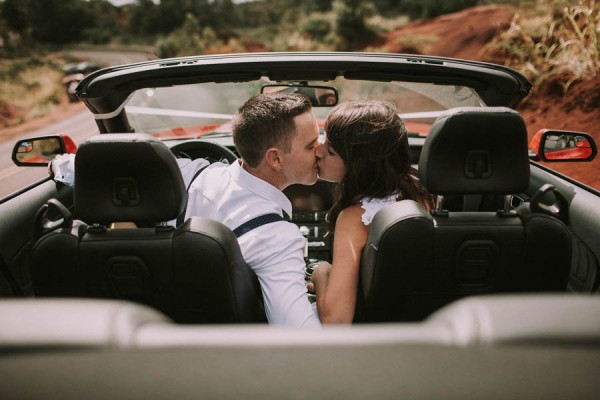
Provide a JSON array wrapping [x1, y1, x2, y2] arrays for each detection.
[[359, 107, 572, 322], [31, 134, 267, 324]]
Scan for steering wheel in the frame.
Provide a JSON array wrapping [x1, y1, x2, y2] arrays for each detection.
[[170, 140, 238, 164]]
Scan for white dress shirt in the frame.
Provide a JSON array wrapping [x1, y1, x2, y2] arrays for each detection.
[[177, 158, 321, 328]]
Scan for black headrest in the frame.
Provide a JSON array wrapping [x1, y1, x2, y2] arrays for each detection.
[[74, 134, 186, 224], [418, 107, 530, 195]]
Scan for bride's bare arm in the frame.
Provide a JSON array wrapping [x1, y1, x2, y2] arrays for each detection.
[[312, 204, 367, 324]]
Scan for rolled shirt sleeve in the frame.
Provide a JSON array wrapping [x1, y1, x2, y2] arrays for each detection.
[[51, 153, 76, 186]]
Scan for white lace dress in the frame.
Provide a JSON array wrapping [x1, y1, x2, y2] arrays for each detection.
[[359, 194, 400, 226]]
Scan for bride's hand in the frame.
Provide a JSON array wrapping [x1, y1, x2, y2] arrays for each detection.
[[310, 261, 332, 293]]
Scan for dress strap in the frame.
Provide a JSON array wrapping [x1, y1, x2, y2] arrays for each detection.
[[360, 194, 399, 226]]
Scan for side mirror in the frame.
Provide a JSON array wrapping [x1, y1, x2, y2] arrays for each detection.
[[261, 83, 338, 107], [528, 129, 597, 162], [12, 134, 77, 166]]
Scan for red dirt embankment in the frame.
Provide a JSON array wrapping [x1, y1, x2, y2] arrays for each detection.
[[383, 5, 600, 189]]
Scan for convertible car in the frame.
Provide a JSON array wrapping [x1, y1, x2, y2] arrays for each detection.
[[1, 52, 599, 398]]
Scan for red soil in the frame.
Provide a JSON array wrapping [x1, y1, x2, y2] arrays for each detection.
[[383, 5, 600, 190]]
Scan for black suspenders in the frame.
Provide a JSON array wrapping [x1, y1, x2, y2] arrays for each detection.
[[176, 164, 290, 237], [232, 211, 290, 238]]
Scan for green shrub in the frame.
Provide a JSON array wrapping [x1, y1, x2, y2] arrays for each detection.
[[81, 28, 113, 45], [155, 37, 179, 59], [154, 13, 223, 57], [301, 16, 332, 41]]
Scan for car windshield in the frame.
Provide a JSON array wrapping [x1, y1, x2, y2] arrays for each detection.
[[125, 78, 484, 138]]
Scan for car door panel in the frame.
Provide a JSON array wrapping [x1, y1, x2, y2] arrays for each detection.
[[528, 165, 600, 293], [0, 179, 74, 297], [566, 187, 600, 292]]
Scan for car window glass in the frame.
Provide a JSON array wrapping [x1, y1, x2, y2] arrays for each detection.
[[125, 79, 484, 138]]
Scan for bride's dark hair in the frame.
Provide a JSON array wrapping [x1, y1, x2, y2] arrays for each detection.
[[325, 100, 433, 230]]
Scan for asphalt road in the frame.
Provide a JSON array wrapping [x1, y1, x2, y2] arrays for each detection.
[[0, 51, 155, 200], [0, 109, 97, 198]]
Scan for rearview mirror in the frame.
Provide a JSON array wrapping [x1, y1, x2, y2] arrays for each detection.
[[261, 84, 338, 107], [12, 134, 77, 166], [528, 129, 597, 162]]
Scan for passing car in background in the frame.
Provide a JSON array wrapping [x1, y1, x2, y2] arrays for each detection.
[[62, 61, 99, 75], [1, 52, 599, 398], [61, 61, 100, 102], [61, 73, 85, 102]]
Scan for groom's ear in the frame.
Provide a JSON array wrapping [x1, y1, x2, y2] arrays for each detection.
[[265, 147, 283, 172]]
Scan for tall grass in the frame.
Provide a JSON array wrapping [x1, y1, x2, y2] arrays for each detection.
[[483, 0, 599, 92]]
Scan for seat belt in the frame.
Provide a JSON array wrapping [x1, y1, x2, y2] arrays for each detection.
[[176, 164, 210, 227]]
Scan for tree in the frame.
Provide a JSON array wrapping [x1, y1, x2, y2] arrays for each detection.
[[0, 0, 98, 45], [81, 0, 123, 44], [155, 12, 223, 58], [127, 0, 161, 36], [1, 0, 28, 33], [333, 0, 376, 50]]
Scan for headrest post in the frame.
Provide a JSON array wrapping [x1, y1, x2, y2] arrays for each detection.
[[496, 194, 517, 218], [504, 195, 512, 213], [155, 222, 175, 232], [432, 195, 448, 217], [86, 223, 108, 233]]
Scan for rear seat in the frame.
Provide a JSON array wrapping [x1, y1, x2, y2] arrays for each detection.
[[424, 294, 600, 346], [0, 299, 169, 350], [1, 295, 599, 351]]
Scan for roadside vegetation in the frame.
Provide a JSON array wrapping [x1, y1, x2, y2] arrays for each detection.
[[482, 0, 599, 93], [0, 55, 72, 128], [0, 0, 598, 128]]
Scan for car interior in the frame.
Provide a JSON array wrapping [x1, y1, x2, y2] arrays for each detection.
[[0, 53, 598, 398], [2, 108, 598, 397]]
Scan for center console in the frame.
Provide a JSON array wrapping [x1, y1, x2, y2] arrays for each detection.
[[284, 181, 334, 262]]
